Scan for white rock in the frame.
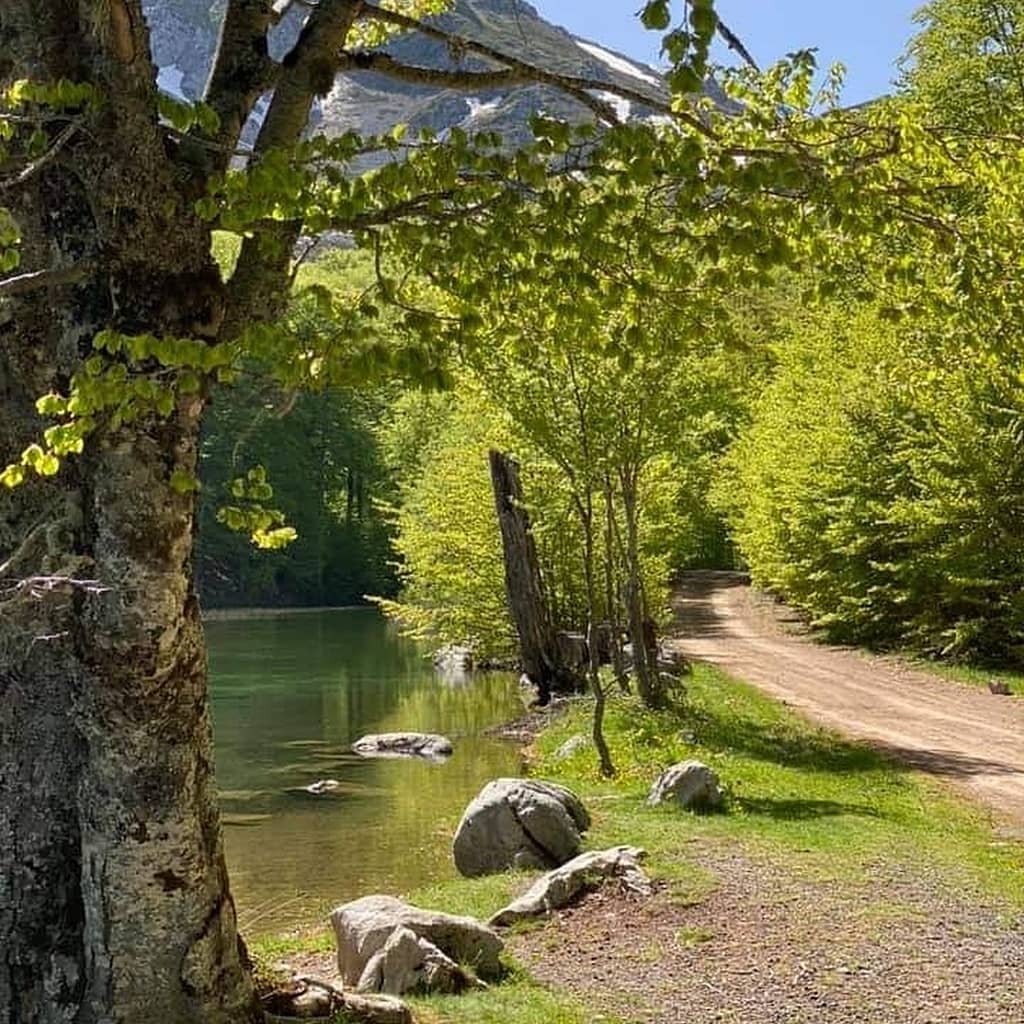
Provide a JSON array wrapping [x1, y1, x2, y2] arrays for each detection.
[[490, 846, 651, 927], [452, 778, 590, 878], [330, 895, 503, 996], [647, 761, 724, 811]]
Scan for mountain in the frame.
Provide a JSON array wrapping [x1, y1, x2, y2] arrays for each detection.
[[143, 0, 725, 146]]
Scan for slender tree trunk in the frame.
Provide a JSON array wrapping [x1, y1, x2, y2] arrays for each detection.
[[578, 497, 614, 777], [620, 468, 661, 709], [488, 450, 576, 703], [602, 474, 630, 694]]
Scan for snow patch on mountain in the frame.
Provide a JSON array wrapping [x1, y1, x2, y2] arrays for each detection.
[[593, 90, 632, 122], [464, 96, 504, 121], [576, 41, 662, 89]]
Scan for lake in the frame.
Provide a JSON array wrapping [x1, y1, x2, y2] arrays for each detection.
[[207, 608, 523, 936]]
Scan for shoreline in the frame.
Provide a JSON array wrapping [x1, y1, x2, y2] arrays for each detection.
[[202, 604, 369, 621]]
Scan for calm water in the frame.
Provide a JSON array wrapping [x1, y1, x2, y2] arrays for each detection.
[[207, 609, 522, 935]]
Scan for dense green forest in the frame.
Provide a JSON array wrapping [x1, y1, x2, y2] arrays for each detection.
[[195, 0, 1024, 671]]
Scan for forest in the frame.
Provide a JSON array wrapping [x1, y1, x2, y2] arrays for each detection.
[[196, 0, 1024, 672], [3, 0, 1024, 1022]]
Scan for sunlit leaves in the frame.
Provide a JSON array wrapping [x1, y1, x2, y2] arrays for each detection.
[[216, 465, 297, 549]]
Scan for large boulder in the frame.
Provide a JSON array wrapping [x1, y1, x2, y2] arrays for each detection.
[[452, 778, 590, 878], [647, 761, 724, 811], [490, 846, 651, 927], [352, 733, 453, 760], [330, 895, 503, 996]]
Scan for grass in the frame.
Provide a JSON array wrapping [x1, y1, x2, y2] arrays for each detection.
[[908, 658, 1024, 695], [407, 966, 627, 1024], [531, 665, 1024, 908], [254, 662, 1024, 1022]]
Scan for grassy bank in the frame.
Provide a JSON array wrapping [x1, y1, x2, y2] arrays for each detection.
[[254, 664, 1024, 1022], [909, 658, 1024, 696]]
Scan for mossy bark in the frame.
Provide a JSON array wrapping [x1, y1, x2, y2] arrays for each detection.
[[0, 2, 260, 1019]]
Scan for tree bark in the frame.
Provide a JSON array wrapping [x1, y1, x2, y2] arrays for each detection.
[[488, 450, 576, 704], [619, 467, 661, 709], [0, 3, 260, 1020]]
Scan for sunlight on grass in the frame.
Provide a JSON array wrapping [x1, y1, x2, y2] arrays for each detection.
[[531, 664, 1024, 910]]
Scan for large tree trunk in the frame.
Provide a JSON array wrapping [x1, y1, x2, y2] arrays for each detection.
[[0, 3, 260, 1020], [488, 450, 577, 704]]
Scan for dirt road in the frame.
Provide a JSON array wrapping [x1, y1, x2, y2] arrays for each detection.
[[670, 572, 1024, 835]]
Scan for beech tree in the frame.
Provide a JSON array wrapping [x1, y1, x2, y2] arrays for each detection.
[[0, 2, 690, 1020], [3, 0, 998, 1017]]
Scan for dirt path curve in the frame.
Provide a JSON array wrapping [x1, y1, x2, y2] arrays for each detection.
[[669, 571, 1024, 836]]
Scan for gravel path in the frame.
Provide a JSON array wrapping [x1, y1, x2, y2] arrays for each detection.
[[668, 572, 1024, 837], [512, 843, 1024, 1024]]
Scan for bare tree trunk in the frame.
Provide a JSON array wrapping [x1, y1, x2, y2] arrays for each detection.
[[602, 474, 630, 694], [488, 450, 577, 704], [578, 497, 615, 777], [620, 468, 661, 709]]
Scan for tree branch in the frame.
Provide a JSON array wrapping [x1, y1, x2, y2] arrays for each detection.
[[225, 0, 365, 332], [0, 262, 94, 297], [716, 19, 759, 72], [0, 120, 81, 193], [355, 3, 684, 126], [339, 50, 542, 92], [204, 0, 278, 161]]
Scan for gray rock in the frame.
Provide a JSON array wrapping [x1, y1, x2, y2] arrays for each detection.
[[330, 895, 503, 996], [554, 734, 590, 760], [647, 761, 724, 811], [303, 778, 340, 795], [432, 644, 474, 683], [490, 846, 651, 927], [452, 778, 590, 878], [358, 924, 484, 996], [352, 732, 453, 760], [264, 980, 412, 1024], [656, 646, 690, 677]]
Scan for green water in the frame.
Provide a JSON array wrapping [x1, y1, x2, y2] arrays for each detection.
[[207, 608, 522, 936]]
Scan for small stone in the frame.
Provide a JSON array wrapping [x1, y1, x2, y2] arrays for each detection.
[[303, 778, 340, 795], [554, 734, 590, 760], [647, 761, 724, 812]]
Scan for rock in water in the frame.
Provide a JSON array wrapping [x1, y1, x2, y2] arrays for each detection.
[[432, 644, 474, 681], [352, 733, 453, 759], [303, 778, 341, 795], [490, 846, 651, 927], [452, 778, 590, 877], [647, 761, 724, 811], [330, 895, 504, 997]]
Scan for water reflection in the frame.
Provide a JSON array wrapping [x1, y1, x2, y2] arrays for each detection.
[[207, 609, 522, 934]]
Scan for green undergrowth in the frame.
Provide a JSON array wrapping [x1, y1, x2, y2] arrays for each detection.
[[529, 664, 1024, 910], [253, 662, 1024, 1022]]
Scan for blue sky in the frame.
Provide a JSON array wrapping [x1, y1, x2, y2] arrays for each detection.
[[531, 1, 924, 104]]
